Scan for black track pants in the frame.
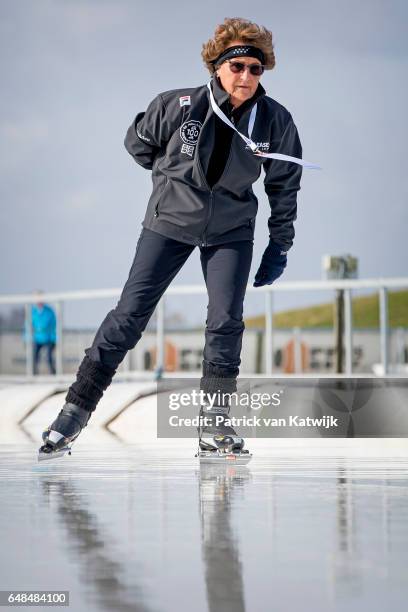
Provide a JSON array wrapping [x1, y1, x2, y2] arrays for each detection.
[[85, 228, 253, 373]]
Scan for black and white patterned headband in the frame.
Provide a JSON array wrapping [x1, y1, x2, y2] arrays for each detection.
[[211, 45, 265, 67]]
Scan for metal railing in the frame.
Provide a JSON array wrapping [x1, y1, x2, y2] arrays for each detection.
[[1, 277, 407, 377]]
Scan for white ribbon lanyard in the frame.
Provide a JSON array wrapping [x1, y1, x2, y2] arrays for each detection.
[[207, 82, 320, 170]]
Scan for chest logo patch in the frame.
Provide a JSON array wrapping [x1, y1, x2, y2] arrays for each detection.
[[179, 95, 191, 107], [180, 120, 202, 145]]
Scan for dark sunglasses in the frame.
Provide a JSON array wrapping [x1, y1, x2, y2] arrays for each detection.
[[226, 60, 265, 76]]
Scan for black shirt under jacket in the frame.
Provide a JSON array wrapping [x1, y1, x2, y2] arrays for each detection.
[[206, 76, 265, 188]]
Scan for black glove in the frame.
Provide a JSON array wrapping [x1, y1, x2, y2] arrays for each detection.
[[253, 239, 288, 287]]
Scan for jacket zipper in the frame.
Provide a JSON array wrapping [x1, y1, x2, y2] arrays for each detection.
[[200, 191, 214, 247], [199, 130, 238, 246], [196, 157, 214, 247], [197, 107, 238, 246]]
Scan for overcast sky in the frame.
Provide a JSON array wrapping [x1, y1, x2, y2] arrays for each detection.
[[0, 0, 407, 327]]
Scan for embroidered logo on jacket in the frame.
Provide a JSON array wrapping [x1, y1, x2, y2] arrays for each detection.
[[180, 120, 202, 144], [137, 129, 151, 142], [179, 95, 191, 107], [179, 120, 202, 157], [245, 141, 270, 151]]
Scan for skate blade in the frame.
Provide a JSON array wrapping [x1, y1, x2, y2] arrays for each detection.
[[38, 446, 72, 462], [198, 451, 252, 466]]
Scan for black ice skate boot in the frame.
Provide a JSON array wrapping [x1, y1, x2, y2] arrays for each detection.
[[38, 356, 116, 461], [38, 403, 92, 461], [197, 404, 252, 465]]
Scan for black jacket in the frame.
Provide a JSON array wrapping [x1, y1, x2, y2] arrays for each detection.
[[124, 76, 302, 249]]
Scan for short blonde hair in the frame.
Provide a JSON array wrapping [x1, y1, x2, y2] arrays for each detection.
[[202, 17, 275, 74]]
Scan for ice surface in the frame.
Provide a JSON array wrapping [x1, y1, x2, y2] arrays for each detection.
[[1, 438, 408, 612]]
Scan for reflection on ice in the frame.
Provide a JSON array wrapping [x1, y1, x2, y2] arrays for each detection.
[[40, 478, 152, 612], [199, 465, 251, 612], [0, 444, 407, 612]]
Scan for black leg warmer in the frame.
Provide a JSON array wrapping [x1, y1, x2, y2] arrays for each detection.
[[65, 356, 116, 412], [199, 361, 239, 407]]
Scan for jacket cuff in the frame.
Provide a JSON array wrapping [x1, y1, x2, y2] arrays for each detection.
[[268, 237, 288, 256]]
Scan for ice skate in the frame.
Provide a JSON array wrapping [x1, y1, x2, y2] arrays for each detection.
[[196, 405, 252, 465], [38, 403, 92, 461]]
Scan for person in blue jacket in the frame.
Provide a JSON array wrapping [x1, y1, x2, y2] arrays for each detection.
[[31, 300, 57, 375]]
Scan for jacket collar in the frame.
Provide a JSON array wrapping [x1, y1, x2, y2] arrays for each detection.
[[210, 75, 266, 116]]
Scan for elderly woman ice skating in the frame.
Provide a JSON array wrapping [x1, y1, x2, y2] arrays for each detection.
[[39, 17, 304, 463]]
